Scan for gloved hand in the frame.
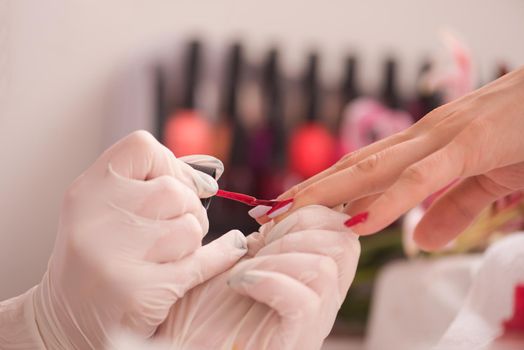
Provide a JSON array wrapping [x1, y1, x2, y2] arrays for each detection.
[[0, 131, 247, 349], [155, 205, 361, 350]]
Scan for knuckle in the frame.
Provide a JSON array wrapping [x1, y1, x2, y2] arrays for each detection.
[[286, 185, 302, 198], [300, 182, 324, 203], [128, 130, 157, 149], [63, 180, 82, 207], [316, 256, 338, 281], [466, 119, 492, 140], [402, 165, 428, 186], [183, 214, 204, 238], [355, 153, 381, 173], [302, 294, 321, 316], [332, 158, 350, 172], [391, 130, 412, 142], [61, 180, 89, 228], [155, 175, 180, 196], [338, 151, 359, 166]]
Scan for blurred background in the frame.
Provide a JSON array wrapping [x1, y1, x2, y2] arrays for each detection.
[[1, 0, 524, 348]]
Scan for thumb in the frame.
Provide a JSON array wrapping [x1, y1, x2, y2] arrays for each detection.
[[228, 269, 321, 349], [414, 175, 513, 251], [178, 154, 225, 181], [156, 230, 248, 298]]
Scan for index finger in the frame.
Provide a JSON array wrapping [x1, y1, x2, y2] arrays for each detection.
[[274, 133, 444, 223], [94, 131, 217, 197], [277, 131, 410, 201]]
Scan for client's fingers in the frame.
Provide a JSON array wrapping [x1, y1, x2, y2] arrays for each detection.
[[279, 134, 444, 222], [414, 175, 514, 251], [276, 103, 456, 203], [344, 194, 381, 216], [352, 140, 465, 235], [278, 131, 411, 200]]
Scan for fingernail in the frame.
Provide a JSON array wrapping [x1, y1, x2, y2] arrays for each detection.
[[266, 199, 294, 219], [224, 230, 248, 250], [344, 212, 369, 228], [234, 231, 248, 250], [248, 205, 272, 219]]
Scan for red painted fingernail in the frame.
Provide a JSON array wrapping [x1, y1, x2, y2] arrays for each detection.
[[344, 212, 369, 228], [266, 198, 294, 217]]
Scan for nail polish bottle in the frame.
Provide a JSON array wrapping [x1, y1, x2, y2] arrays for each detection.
[[218, 43, 253, 195], [214, 43, 243, 166], [163, 40, 212, 156], [338, 56, 360, 127], [335, 56, 360, 158], [288, 53, 337, 179], [381, 57, 401, 110], [154, 65, 168, 142], [249, 48, 287, 198], [408, 60, 442, 122], [339, 57, 412, 153]]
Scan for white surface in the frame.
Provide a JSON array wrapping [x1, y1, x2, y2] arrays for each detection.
[[436, 233, 524, 349], [365, 255, 482, 350], [1, 0, 524, 300]]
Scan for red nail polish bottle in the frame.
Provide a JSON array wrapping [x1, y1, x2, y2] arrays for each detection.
[[288, 53, 336, 180], [164, 40, 212, 156]]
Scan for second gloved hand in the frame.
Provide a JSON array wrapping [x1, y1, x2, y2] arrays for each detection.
[[156, 205, 360, 350]]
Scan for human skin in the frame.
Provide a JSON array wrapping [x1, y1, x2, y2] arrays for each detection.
[[267, 66, 524, 251]]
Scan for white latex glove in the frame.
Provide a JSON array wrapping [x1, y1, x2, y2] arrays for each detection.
[[155, 205, 361, 350], [435, 233, 524, 350], [0, 131, 247, 349]]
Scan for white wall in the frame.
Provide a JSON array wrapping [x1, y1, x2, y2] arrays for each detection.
[[1, 0, 523, 299]]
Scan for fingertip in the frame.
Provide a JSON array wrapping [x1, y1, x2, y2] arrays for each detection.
[[221, 229, 248, 251], [266, 199, 294, 219], [255, 215, 270, 225], [343, 211, 383, 236], [343, 212, 369, 228], [248, 205, 272, 219]]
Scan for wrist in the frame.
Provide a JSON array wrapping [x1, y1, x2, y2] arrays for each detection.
[[32, 271, 81, 350], [0, 286, 47, 349]]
